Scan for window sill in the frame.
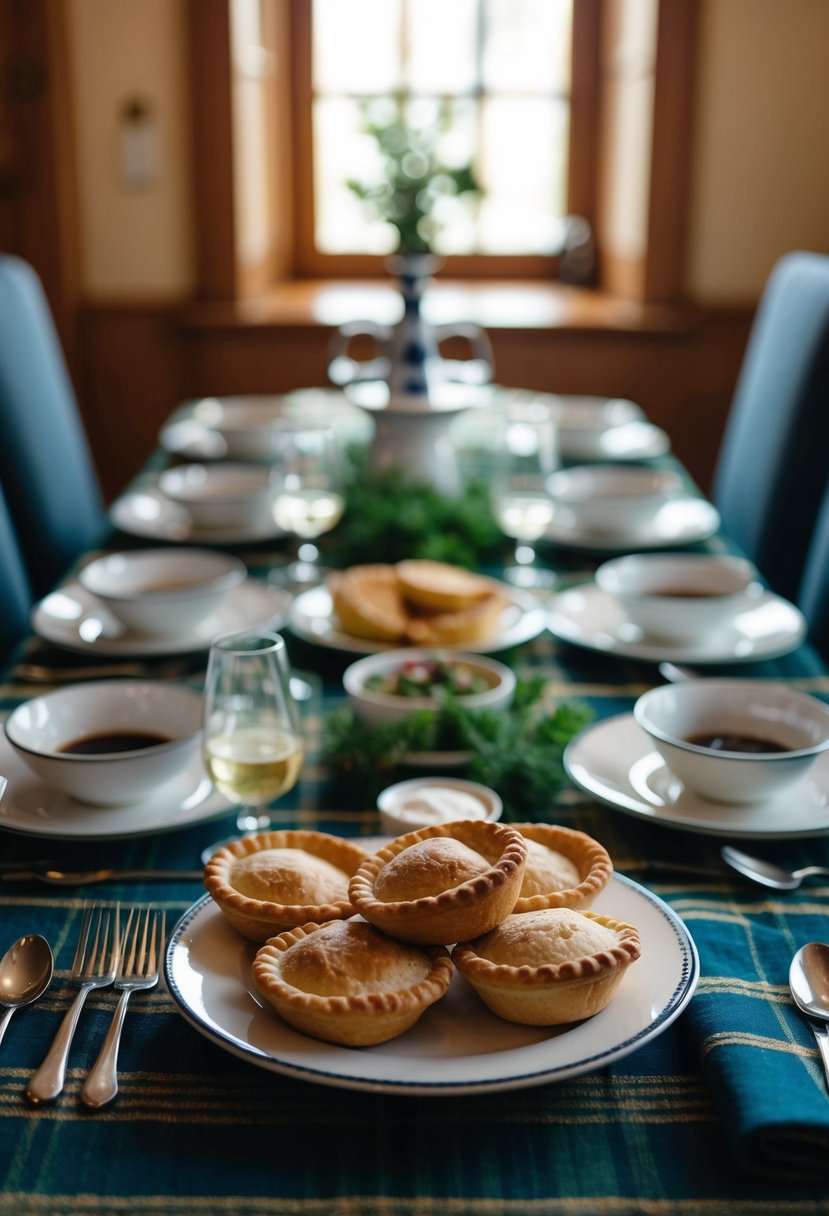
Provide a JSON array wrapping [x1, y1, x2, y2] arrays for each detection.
[[176, 279, 701, 336]]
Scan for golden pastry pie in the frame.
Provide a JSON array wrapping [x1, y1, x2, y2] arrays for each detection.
[[405, 588, 509, 646], [453, 907, 640, 1025], [396, 559, 497, 612], [252, 919, 454, 1046], [328, 564, 408, 642], [204, 830, 372, 942], [511, 823, 613, 913], [349, 820, 527, 945]]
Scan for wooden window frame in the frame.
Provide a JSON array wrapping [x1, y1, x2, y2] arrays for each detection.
[[188, 0, 697, 305]]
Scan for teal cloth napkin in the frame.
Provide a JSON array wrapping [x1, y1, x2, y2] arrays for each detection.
[[682, 900, 829, 1181]]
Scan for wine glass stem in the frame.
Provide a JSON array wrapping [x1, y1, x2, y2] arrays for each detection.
[[236, 807, 271, 833]]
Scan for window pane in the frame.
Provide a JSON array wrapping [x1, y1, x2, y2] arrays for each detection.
[[483, 0, 571, 94], [314, 98, 398, 253], [478, 97, 569, 252], [313, 0, 402, 94], [406, 0, 479, 94]]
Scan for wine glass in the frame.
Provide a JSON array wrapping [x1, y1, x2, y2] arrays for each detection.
[[269, 421, 345, 589], [200, 630, 303, 862], [490, 402, 559, 589]]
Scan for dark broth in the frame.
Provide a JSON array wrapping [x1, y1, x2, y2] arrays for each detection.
[[648, 587, 732, 598], [685, 732, 792, 755], [59, 731, 172, 756]]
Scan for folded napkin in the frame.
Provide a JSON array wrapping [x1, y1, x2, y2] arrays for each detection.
[[681, 897, 829, 1181]]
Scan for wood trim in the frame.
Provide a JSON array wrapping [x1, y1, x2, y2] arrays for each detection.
[[289, 0, 314, 278], [188, 0, 237, 299], [645, 0, 699, 302], [567, 0, 601, 227]]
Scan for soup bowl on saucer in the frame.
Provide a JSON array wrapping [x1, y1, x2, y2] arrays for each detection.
[[158, 462, 273, 531], [595, 553, 762, 642], [78, 548, 246, 637], [4, 680, 202, 806], [633, 679, 829, 804], [193, 396, 283, 461], [546, 465, 683, 536], [544, 395, 644, 461]]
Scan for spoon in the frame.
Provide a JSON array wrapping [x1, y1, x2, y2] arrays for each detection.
[[0, 935, 54, 1048], [721, 845, 829, 891], [789, 942, 829, 1090]]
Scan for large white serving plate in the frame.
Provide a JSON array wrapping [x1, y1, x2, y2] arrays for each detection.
[[165, 875, 698, 1095], [31, 579, 289, 657], [543, 497, 720, 552], [110, 485, 286, 545], [289, 584, 548, 655], [565, 713, 829, 838], [0, 730, 230, 840], [547, 582, 806, 665]]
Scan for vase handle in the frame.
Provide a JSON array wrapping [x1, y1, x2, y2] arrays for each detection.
[[433, 322, 494, 385], [328, 321, 392, 387]]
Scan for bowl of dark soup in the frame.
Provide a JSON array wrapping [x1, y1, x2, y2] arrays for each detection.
[[634, 679, 829, 803], [4, 680, 202, 805]]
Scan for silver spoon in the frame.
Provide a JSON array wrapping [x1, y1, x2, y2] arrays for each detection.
[[721, 845, 829, 891], [789, 942, 829, 1090], [0, 935, 54, 1048]]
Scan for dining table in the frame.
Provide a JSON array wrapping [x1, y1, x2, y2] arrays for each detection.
[[3, 398, 829, 1216]]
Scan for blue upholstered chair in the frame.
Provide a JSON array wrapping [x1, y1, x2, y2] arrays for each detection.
[[0, 254, 105, 596], [797, 485, 829, 662], [0, 479, 33, 662], [712, 251, 829, 603]]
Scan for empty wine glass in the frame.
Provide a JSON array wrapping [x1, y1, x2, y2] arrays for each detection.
[[269, 421, 345, 589], [490, 403, 559, 589], [200, 630, 303, 863]]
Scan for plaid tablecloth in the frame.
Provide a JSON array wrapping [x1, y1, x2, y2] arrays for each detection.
[[3, 468, 829, 1215]]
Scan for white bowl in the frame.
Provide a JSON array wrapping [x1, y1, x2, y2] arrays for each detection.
[[193, 397, 283, 461], [4, 680, 203, 806], [595, 553, 762, 641], [158, 463, 273, 530], [377, 776, 503, 836], [634, 679, 829, 804], [343, 649, 516, 727], [78, 548, 247, 637], [544, 396, 644, 460], [547, 465, 684, 535]]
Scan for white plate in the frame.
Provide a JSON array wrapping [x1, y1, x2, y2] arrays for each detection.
[[547, 582, 805, 665], [165, 874, 698, 1095], [543, 497, 720, 552], [0, 731, 229, 840], [110, 485, 286, 544], [562, 420, 671, 463], [288, 585, 549, 655], [31, 579, 290, 657], [565, 713, 829, 838]]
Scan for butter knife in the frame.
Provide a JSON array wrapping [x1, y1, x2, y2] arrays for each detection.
[[0, 862, 202, 885]]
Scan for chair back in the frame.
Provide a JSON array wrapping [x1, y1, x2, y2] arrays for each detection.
[[797, 485, 829, 661], [0, 254, 104, 595], [0, 479, 32, 662], [712, 250, 829, 602]]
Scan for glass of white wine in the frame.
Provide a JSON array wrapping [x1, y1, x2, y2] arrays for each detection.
[[201, 630, 303, 856], [269, 421, 345, 589], [490, 402, 559, 589]]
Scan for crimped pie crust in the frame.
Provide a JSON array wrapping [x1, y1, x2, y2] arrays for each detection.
[[452, 907, 641, 1026], [511, 823, 613, 913], [252, 919, 454, 1046], [204, 830, 371, 942], [348, 820, 527, 945]]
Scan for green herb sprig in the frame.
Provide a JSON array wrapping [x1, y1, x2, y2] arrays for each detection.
[[322, 679, 593, 818]]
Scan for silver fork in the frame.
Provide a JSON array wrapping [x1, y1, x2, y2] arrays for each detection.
[[80, 907, 164, 1109], [27, 903, 120, 1105]]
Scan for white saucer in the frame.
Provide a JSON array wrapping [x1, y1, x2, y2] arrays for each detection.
[[547, 582, 805, 664], [543, 497, 720, 552], [31, 578, 290, 657], [0, 733, 229, 840], [562, 420, 671, 463], [288, 585, 548, 655], [110, 485, 286, 544], [565, 713, 829, 838]]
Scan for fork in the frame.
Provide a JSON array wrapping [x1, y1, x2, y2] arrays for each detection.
[[80, 907, 164, 1109], [27, 903, 120, 1105]]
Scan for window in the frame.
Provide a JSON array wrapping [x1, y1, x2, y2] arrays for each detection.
[[289, 0, 599, 277]]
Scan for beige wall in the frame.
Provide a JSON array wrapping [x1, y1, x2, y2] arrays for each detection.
[[65, 0, 829, 303]]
